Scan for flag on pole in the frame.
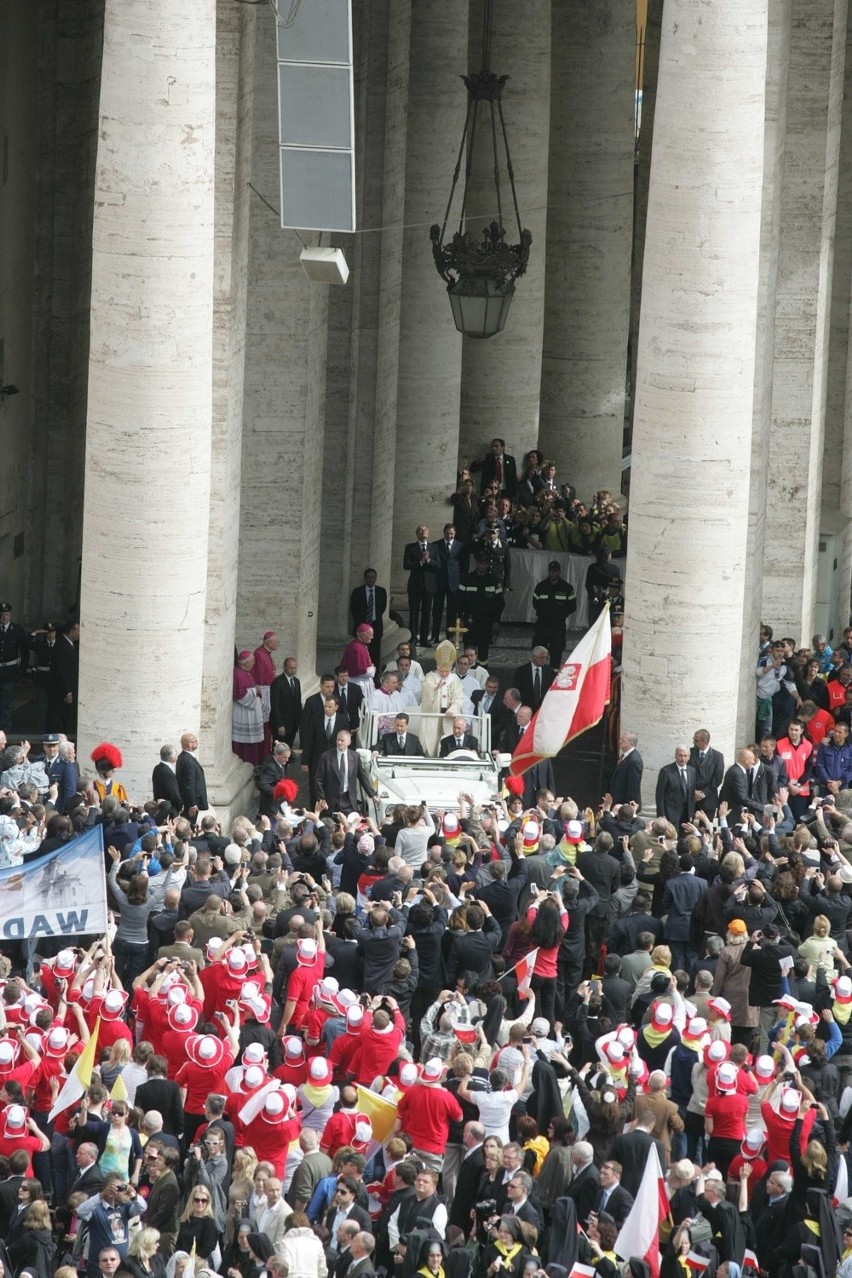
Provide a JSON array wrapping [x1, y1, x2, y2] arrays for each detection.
[[515, 949, 540, 1000], [834, 1153, 849, 1206], [48, 1018, 100, 1122], [510, 603, 612, 776], [356, 1085, 399, 1146], [569, 1265, 596, 1278], [110, 1073, 128, 1103], [614, 1142, 669, 1278], [685, 1254, 709, 1273], [741, 1251, 759, 1275]]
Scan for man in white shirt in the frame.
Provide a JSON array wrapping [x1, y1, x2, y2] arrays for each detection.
[[463, 646, 490, 689], [454, 654, 480, 716], [383, 641, 426, 683], [457, 1054, 531, 1143], [394, 655, 422, 705], [254, 1177, 292, 1247]]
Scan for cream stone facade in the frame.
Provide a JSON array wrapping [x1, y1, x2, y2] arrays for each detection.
[[2, 0, 852, 807]]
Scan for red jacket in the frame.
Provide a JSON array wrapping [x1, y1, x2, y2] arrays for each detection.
[[350, 1011, 406, 1084]]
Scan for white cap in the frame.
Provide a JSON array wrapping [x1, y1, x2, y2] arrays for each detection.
[[781, 1087, 800, 1114], [244, 1065, 265, 1089], [243, 1042, 266, 1064], [354, 1120, 372, 1142], [197, 1036, 218, 1061]]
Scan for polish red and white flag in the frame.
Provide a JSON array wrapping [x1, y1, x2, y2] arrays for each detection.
[[515, 948, 539, 1000], [742, 1251, 759, 1275], [509, 603, 612, 776], [614, 1142, 669, 1278]]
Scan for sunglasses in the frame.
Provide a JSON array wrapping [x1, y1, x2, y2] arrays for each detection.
[[193, 1197, 209, 1204]]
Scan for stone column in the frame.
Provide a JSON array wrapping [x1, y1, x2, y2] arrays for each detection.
[[539, 0, 635, 499], [628, 0, 662, 436], [458, 0, 551, 466], [761, 0, 848, 639], [199, 0, 257, 817], [389, 0, 468, 601], [237, 9, 329, 677], [736, 0, 792, 738], [78, 0, 216, 800], [621, 0, 768, 792]]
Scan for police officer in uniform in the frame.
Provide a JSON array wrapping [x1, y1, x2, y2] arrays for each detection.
[[33, 732, 63, 794], [29, 621, 57, 731], [0, 602, 29, 731], [532, 560, 577, 668], [457, 557, 504, 662]]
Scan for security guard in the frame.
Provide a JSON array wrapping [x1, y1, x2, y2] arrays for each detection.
[[0, 602, 29, 731], [29, 621, 57, 731], [457, 557, 504, 662], [532, 560, 577, 668]]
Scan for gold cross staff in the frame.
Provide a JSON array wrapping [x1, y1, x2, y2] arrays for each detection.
[[448, 617, 468, 647]]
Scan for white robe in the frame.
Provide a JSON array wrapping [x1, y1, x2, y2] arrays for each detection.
[[419, 671, 464, 756]]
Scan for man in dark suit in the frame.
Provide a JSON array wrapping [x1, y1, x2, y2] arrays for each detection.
[[445, 902, 502, 984], [343, 1233, 376, 1278], [611, 1114, 666, 1198], [513, 648, 555, 711], [323, 1176, 372, 1242], [257, 742, 291, 818], [608, 731, 643, 807], [350, 568, 387, 668], [144, 1146, 181, 1251], [426, 524, 465, 641], [719, 747, 767, 823], [592, 1160, 633, 1226], [439, 716, 479, 756], [403, 524, 433, 650], [472, 677, 505, 736], [269, 656, 302, 748], [334, 667, 364, 736], [504, 1172, 543, 1230], [304, 698, 350, 806], [577, 836, 621, 971], [66, 1142, 105, 1205], [565, 1144, 600, 1225], [299, 675, 337, 797], [176, 732, 208, 820], [469, 437, 518, 500], [0, 1152, 27, 1233], [449, 1124, 486, 1231], [520, 759, 556, 810], [689, 729, 725, 818], [48, 619, 79, 734], [380, 713, 423, 756], [655, 747, 697, 828], [152, 745, 183, 814], [315, 730, 376, 814]]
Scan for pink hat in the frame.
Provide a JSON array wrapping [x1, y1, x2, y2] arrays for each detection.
[[309, 1058, 333, 1085], [780, 1087, 800, 1115], [741, 1128, 765, 1157], [357, 833, 375, 854], [284, 1037, 306, 1061], [187, 1035, 225, 1069], [346, 1006, 365, 1033], [650, 1002, 674, 1033], [44, 1027, 71, 1059], [421, 1058, 444, 1083], [707, 997, 732, 1023], [297, 938, 318, 966], [2, 1105, 26, 1137], [754, 1054, 775, 1084], [243, 1042, 266, 1065], [100, 989, 128, 1020], [263, 631, 276, 641], [167, 1003, 198, 1033], [716, 1062, 738, 1093]]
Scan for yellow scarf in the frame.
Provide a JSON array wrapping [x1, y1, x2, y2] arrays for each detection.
[[643, 1022, 673, 1049], [804, 1219, 821, 1238], [494, 1242, 523, 1268], [834, 1000, 852, 1025], [523, 1135, 550, 1176]]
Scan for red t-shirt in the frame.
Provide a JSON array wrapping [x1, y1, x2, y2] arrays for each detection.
[[175, 1049, 234, 1115], [396, 1083, 463, 1154], [351, 1014, 405, 1085], [761, 1100, 815, 1166], [0, 1132, 42, 1173], [526, 905, 569, 978], [727, 1153, 767, 1195], [284, 960, 323, 1028], [776, 738, 813, 794], [705, 1091, 748, 1140], [804, 709, 835, 745], [241, 1114, 300, 1178]]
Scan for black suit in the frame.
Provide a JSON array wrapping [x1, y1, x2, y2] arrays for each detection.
[[66, 1162, 105, 1206], [301, 696, 349, 802], [350, 583, 387, 667], [323, 1203, 372, 1237], [688, 745, 725, 818], [403, 540, 433, 646], [380, 731, 423, 757], [48, 633, 79, 734], [609, 750, 643, 807], [507, 1197, 543, 1230], [269, 672, 302, 747], [655, 762, 697, 828], [176, 750, 208, 817], [611, 1130, 666, 1198], [439, 732, 479, 756], [449, 1146, 486, 1230], [152, 762, 182, 814], [469, 450, 518, 499], [257, 753, 290, 819], [719, 762, 766, 822], [445, 919, 502, 984], [593, 1183, 633, 1226], [514, 661, 555, 711], [565, 1162, 600, 1226], [335, 681, 364, 735], [499, 716, 523, 754], [520, 759, 556, 809], [314, 746, 376, 814], [427, 538, 465, 639], [0, 1175, 23, 1234]]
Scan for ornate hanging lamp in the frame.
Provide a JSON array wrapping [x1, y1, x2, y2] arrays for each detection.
[[430, 0, 532, 339]]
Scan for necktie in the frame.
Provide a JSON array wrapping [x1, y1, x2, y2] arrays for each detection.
[[326, 718, 333, 739], [495, 455, 503, 486], [339, 751, 348, 791], [680, 768, 688, 791], [456, 738, 462, 748], [367, 588, 374, 621], [398, 736, 404, 751], [339, 687, 347, 710], [421, 542, 427, 552], [288, 676, 294, 690], [534, 667, 541, 700], [483, 696, 492, 713], [747, 767, 754, 796], [699, 751, 705, 761]]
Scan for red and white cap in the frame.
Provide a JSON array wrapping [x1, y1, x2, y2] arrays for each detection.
[[754, 1054, 775, 1084], [564, 820, 585, 845], [835, 975, 852, 1004], [166, 985, 188, 1007], [616, 1026, 637, 1050], [283, 1037, 306, 1061], [24, 993, 47, 1019], [346, 1006, 365, 1033], [281, 1083, 298, 1108], [308, 1057, 333, 1085], [243, 1065, 266, 1090], [100, 989, 128, 1020], [54, 949, 77, 978], [315, 977, 340, 1004], [167, 1003, 198, 1033], [243, 1043, 267, 1065], [716, 1062, 738, 1093], [352, 1119, 373, 1149], [441, 814, 461, 845], [240, 981, 271, 1024], [421, 1058, 444, 1083], [187, 1034, 225, 1068], [206, 938, 225, 962], [81, 978, 95, 1003], [334, 989, 358, 1015], [226, 949, 249, 977], [2, 1104, 27, 1137], [296, 938, 318, 965], [44, 1027, 71, 1059], [772, 994, 798, 1012], [707, 996, 732, 1022], [741, 1128, 765, 1158], [684, 1017, 708, 1041], [453, 1026, 478, 1044], [703, 1040, 730, 1068], [602, 1040, 626, 1066], [0, 1040, 19, 1068], [795, 1003, 819, 1027], [261, 1091, 289, 1123], [650, 1002, 674, 1033], [780, 1087, 800, 1115], [398, 1062, 421, 1089], [521, 820, 541, 853]]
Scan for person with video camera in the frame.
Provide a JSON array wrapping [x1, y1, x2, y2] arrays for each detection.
[[75, 1173, 147, 1278]]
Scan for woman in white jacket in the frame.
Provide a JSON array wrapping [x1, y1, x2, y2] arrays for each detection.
[[278, 1215, 328, 1278]]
